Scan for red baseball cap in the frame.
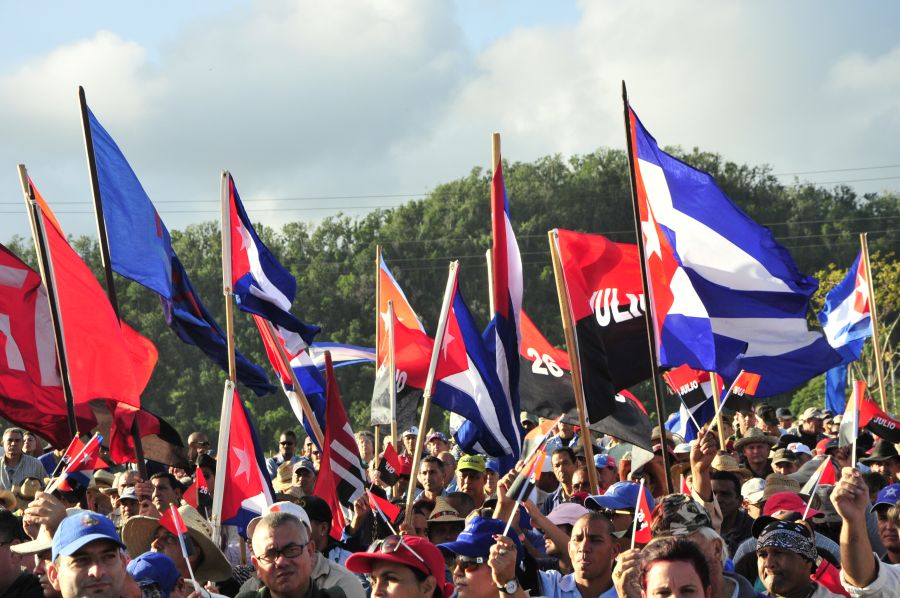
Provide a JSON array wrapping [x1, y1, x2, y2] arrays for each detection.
[[346, 535, 453, 598], [763, 491, 821, 519]]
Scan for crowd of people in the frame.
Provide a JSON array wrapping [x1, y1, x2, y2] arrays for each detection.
[[0, 402, 898, 597]]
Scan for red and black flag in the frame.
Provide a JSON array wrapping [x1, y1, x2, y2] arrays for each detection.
[[554, 229, 652, 421], [377, 442, 402, 486]]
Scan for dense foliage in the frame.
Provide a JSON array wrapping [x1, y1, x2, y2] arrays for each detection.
[[5, 147, 899, 453]]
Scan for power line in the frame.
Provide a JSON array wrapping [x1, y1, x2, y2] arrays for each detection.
[[772, 164, 900, 176]]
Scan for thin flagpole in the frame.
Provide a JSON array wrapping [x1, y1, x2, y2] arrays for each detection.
[[661, 374, 704, 434], [621, 81, 673, 493], [860, 233, 889, 412], [851, 377, 858, 468], [78, 87, 147, 476], [375, 244, 383, 447], [801, 458, 830, 520], [387, 301, 398, 452], [708, 372, 726, 447], [548, 230, 600, 496], [18, 165, 78, 438], [631, 478, 646, 550], [404, 261, 459, 524]]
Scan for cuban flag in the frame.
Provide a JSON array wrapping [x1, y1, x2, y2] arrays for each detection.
[[663, 365, 718, 442], [221, 387, 275, 535], [308, 343, 375, 369], [628, 105, 845, 395], [432, 271, 520, 467], [483, 135, 523, 457], [227, 173, 319, 353], [818, 251, 871, 361]]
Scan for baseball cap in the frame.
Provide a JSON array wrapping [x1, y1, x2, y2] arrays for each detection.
[[484, 458, 500, 473], [763, 491, 821, 519], [815, 438, 838, 456], [292, 457, 316, 474], [438, 516, 521, 559], [297, 495, 332, 523], [650, 495, 713, 536], [246, 501, 312, 538], [127, 552, 181, 598], [776, 407, 794, 419], [741, 478, 766, 503], [787, 442, 812, 456], [585, 481, 656, 512], [427, 431, 448, 443], [457, 455, 486, 473], [118, 486, 140, 502], [593, 454, 617, 470], [547, 503, 590, 527], [346, 535, 453, 598], [673, 443, 693, 455], [771, 449, 797, 465], [403, 426, 419, 437], [801, 407, 824, 420], [871, 484, 900, 511], [52, 511, 124, 562]]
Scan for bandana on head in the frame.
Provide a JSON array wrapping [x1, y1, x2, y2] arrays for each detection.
[[757, 521, 817, 562]]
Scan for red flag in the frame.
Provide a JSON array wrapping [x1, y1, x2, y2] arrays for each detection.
[[254, 314, 295, 384], [183, 466, 209, 508], [160, 504, 189, 536], [377, 443, 402, 486], [313, 353, 367, 540], [811, 457, 837, 488], [32, 181, 155, 408], [220, 388, 274, 524], [633, 484, 653, 544], [731, 371, 761, 397], [368, 491, 401, 524], [60, 435, 105, 472], [858, 393, 900, 443], [680, 474, 691, 496]]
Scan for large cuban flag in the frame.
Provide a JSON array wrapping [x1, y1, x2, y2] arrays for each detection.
[[628, 105, 845, 395], [818, 251, 871, 360], [226, 173, 319, 353], [433, 273, 520, 468]]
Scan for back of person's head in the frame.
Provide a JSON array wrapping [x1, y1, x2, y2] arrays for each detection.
[[446, 491, 475, 518], [0, 509, 24, 542]]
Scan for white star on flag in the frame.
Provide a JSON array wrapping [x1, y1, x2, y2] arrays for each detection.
[[641, 211, 662, 259], [234, 220, 252, 252], [441, 327, 455, 360], [232, 446, 250, 484]]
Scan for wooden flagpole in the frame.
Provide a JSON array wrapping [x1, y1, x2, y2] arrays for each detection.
[[548, 230, 600, 496], [404, 261, 459, 524], [211, 380, 235, 541], [621, 81, 673, 493], [375, 244, 383, 449], [708, 372, 726, 447], [18, 165, 78, 439], [387, 301, 398, 452], [860, 233, 889, 412], [78, 87, 147, 477]]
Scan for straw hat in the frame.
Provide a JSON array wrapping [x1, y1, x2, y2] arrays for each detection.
[[272, 461, 296, 493], [13, 478, 43, 511], [427, 497, 464, 526], [733, 428, 778, 451], [121, 504, 232, 583], [762, 474, 801, 499], [710, 453, 752, 482]]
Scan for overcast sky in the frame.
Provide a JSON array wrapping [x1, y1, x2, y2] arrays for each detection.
[[2, 1, 898, 245]]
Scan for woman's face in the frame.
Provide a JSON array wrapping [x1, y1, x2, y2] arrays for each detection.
[[642, 560, 711, 598], [370, 562, 436, 598], [453, 557, 494, 598]]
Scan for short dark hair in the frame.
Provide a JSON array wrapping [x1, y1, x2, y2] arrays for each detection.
[[640, 537, 711, 592], [446, 491, 475, 519], [552, 447, 576, 464], [0, 510, 25, 543], [420, 455, 444, 473], [710, 471, 741, 497], [281, 430, 297, 439], [575, 511, 615, 538], [150, 472, 183, 493]]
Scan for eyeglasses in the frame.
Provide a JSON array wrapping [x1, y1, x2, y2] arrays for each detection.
[[572, 482, 590, 490], [453, 556, 486, 572], [369, 535, 426, 565], [257, 542, 308, 564]]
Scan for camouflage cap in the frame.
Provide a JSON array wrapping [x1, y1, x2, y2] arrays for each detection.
[[649, 494, 713, 537]]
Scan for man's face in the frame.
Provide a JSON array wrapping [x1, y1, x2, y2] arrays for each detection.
[[302, 437, 314, 458], [734, 412, 756, 435], [875, 509, 900, 552], [251, 522, 313, 596], [32, 548, 58, 598], [552, 452, 576, 486], [428, 522, 463, 546], [187, 433, 210, 457], [150, 526, 187, 572], [279, 435, 296, 458], [119, 499, 141, 520], [403, 434, 417, 454], [293, 468, 316, 495], [458, 469, 485, 498], [419, 461, 445, 494], [3, 431, 23, 459], [773, 460, 798, 475], [597, 467, 617, 491], [568, 517, 619, 582], [438, 454, 456, 485], [757, 546, 813, 596], [357, 436, 374, 461], [644, 560, 711, 598], [742, 442, 770, 466], [801, 417, 822, 434], [48, 540, 126, 598], [779, 418, 794, 430], [484, 470, 499, 496], [711, 480, 739, 519], [744, 500, 764, 520], [557, 422, 575, 439], [150, 477, 181, 512], [870, 458, 900, 482], [571, 469, 590, 493], [412, 513, 428, 538]]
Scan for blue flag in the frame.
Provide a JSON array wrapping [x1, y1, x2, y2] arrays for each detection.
[[818, 251, 871, 361], [825, 364, 848, 415], [87, 108, 274, 395]]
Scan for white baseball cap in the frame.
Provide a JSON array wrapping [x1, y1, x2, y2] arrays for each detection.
[[787, 442, 812, 456], [246, 501, 311, 539], [741, 478, 766, 503]]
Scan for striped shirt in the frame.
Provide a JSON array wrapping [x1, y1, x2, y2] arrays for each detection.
[[0, 454, 46, 490]]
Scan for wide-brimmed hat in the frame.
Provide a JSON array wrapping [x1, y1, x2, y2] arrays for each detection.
[[762, 474, 800, 499], [427, 497, 464, 526], [272, 461, 296, 492], [861, 440, 900, 465], [710, 453, 753, 481], [121, 505, 232, 583], [13, 478, 43, 511], [89, 470, 116, 492], [734, 428, 778, 451]]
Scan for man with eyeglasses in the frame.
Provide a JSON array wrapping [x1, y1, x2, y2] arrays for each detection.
[[239, 511, 346, 598], [0, 428, 45, 491], [186, 431, 211, 463], [266, 431, 302, 481], [46, 511, 127, 598]]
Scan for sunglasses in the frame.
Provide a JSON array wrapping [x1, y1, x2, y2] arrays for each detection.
[[453, 556, 486, 572], [280, 441, 295, 446], [369, 535, 426, 565]]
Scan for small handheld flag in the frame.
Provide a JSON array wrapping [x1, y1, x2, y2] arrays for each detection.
[[631, 479, 653, 548], [802, 457, 837, 520], [49, 433, 103, 493], [377, 443, 402, 486], [162, 505, 200, 591], [368, 490, 401, 526]]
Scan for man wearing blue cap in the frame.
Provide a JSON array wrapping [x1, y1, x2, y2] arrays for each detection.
[[585, 481, 656, 550], [871, 483, 900, 565], [127, 551, 183, 597], [47, 511, 127, 598]]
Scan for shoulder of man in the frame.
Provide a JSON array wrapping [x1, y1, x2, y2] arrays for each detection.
[[0, 571, 43, 598], [309, 585, 348, 598], [723, 571, 757, 598], [312, 556, 364, 598]]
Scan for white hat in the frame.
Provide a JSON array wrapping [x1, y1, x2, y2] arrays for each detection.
[[674, 442, 693, 455], [246, 501, 312, 539], [741, 478, 766, 503], [403, 426, 419, 437], [787, 442, 812, 456]]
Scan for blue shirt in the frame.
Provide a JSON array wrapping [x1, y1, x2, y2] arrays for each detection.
[[538, 570, 617, 598]]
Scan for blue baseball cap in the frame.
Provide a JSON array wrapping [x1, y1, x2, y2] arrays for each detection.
[[52, 511, 124, 562], [438, 516, 521, 559], [585, 481, 656, 512], [594, 454, 616, 469], [127, 552, 180, 598], [485, 458, 500, 473], [872, 484, 900, 511]]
